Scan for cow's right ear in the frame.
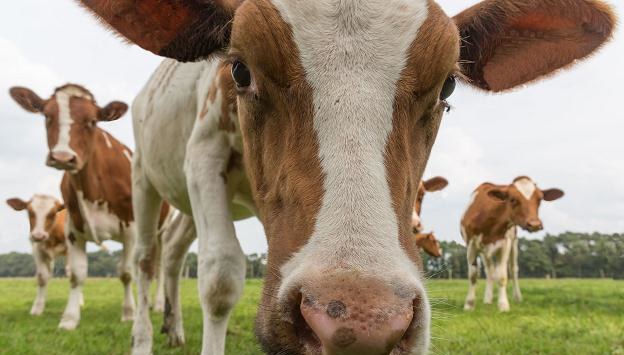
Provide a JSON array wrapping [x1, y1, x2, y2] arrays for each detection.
[[77, 0, 242, 62], [487, 188, 509, 202], [423, 177, 449, 192], [6, 198, 28, 211], [9, 87, 44, 113]]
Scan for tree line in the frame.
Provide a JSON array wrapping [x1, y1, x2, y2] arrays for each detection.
[[1, 232, 621, 279]]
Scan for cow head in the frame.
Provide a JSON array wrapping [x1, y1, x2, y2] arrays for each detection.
[[412, 177, 448, 233], [76, 0, 613, 353], [415, 233, 442, 258], [9, 84, 128, 172], [488, 176, 564, 232], [6, 195, 64, 243]]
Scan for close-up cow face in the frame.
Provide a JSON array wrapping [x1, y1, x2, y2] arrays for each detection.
[[6, 195, 64, 243], [75, 0, 614, 354], [413, 177, 449, 233], [9, 85, 128, 172], [488, 176, 564, 232]]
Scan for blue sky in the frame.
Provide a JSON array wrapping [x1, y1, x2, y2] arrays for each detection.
[[1, 0, 623, 254]]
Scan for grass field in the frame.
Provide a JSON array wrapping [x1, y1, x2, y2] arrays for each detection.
[[0, 278, 623, 354]]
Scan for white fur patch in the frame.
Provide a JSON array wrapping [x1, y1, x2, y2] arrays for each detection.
[[101, 131, 113, 148], [52, 86, 92, 156], [514, 178, 536, 200], [75, 191, 125, 242], [273, 0, 429, 275], [30, 194, 58, 237]]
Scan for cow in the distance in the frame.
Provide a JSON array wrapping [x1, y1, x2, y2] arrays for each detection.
[[412, 177, 448, 234], [9, 84, 167, 329], [414, 232, 442, 258], [77, 0, 614, 354], [6, 194, 72, 315], [461, 176, 564, 312]]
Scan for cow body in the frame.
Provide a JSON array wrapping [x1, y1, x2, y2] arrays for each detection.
[[75, 0, 614, 354], [7, 194, 70, 315], [461, 177, 564, 311]]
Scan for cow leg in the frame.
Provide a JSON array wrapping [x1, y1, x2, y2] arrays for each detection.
[[482, 253, 494, 304], [151, 233, 165, 313], [161, 213, 196, 347], [185, 129, 246, 355], [132, 159, 164, 355], [59, 236, 87, 330], [510, 233, 522, 302], [463, 240, 479, 311], [119, 231, 136, 322], [30, 248, 51, 316], [64, 252, 84, 307], [495, 235, 513, 312]]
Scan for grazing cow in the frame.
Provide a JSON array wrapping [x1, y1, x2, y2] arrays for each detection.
[[77, 0, 614, 354], [414, 232, 442, 258], [6, 194, 72, 315], [412, 177, 448, 234], [9, 84, 168, 329], [461, 176, 564, 312]]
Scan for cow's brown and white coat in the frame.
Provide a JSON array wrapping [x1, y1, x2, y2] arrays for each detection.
[[6, 194, 71, 315], [412, 177, 447, 258], [9, 84, 169, 329], [76, 0, 614, 354], [461, 176, 564, 311]]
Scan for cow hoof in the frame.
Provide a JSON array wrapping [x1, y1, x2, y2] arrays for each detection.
[[498, 303, 510, 312], [59, 319, 79, 330], [514, 295, 523, 302], [167, 333, 185, 348], [122, 307, 135, 322], [463, 303, 475, 311], [30, 308, 44, 316], [483, 299, 493, 305]]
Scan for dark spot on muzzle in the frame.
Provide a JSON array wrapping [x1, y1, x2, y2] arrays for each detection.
[[327, 300, 347, 319], [332, 327, 356, 348]]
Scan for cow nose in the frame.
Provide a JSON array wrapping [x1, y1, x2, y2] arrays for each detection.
[[527, 220, 543, 231], [298, 275, 420, 355], [48, 151, 77, 168], [31, 231, 48, 241]]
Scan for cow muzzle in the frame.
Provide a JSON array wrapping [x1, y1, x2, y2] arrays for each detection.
[[525, 219, 543, 232], [291, 273, 428, 355], [47, 151, 78, 171], [31, 231, 48, 242]]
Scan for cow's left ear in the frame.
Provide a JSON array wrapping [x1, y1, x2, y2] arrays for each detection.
[[542, 188, 564, 201], [423, 177, 449, 192], [454, 0, 616, 92], [6, 198, 28, 211], [98, 101, 128, 122], [488, 188, 509, 202]]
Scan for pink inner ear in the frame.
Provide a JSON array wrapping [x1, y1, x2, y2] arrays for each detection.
[[512, 11, 577, 32]]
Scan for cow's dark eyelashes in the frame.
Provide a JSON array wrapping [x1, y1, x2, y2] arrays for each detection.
[[440, 75, 456, 101], [231, 60, 251, 89]]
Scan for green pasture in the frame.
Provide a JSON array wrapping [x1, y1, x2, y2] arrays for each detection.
[[0, 278, 622, 354]]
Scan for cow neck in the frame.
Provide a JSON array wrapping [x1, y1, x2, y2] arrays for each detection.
[[66, 128, 120, 245]]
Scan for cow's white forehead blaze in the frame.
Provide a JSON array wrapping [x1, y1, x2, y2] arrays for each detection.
[[272, 0, 429, 279], [514, 177, 536, 200], [53, 86, 93, 155], [30, 194, 58, 234]]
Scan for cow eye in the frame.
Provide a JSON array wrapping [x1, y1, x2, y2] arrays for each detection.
[[231, 60, 251, 88], [440, 75, 456, 101]]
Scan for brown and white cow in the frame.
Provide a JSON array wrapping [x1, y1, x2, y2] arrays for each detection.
[[414, 232, 442, 258], [9, 84, 168, 329], [461, 176, 564, 312], [412, 177, 448, 235], [77, 0, 614, 354], [6, 194, 72, 315]]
